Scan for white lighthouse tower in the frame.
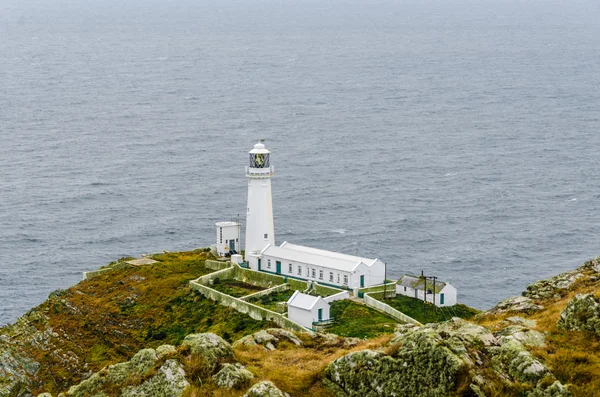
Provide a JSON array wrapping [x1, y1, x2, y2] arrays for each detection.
[[245, 141, 275, 270]]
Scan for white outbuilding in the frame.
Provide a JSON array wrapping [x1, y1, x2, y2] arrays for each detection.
[[215, 221, 242, 257], [254, 241, 386, 290], [396, 274, 457, 307], [287, 291, 331, 329]]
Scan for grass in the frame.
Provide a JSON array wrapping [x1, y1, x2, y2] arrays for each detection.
[[374, 293, 480, 324], [209, 279, 265, 298], [327, 300, 398, 338], [20, 250, 275, 396], [247, 289, 295, 311]]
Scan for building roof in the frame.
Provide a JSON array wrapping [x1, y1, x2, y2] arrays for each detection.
[[287, 291, 326, 310], [261, 242, 379, 272], [396, 274, 447, 293]]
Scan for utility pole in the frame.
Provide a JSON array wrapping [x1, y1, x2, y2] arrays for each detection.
[[420, 271, 438, 318]]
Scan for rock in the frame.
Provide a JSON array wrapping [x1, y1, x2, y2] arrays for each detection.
[[504, 316, 537, 328], [232, 329, 303, 350], [212, 363, 254, 389], [524, 270, 584, 300], [495, 326, 546, 347], [528, 380, 572, 397], [121, 359, 189, 397], [490, 338, 549, 384], [326, 319, 486, 397], [38, 393, 53, 397], [156, 345, 177, 360], [64, 349, 159, 396], [181, 333, 234, 371], [557, 294, 600, 336], [243, 381, 288, 397], [487, 296, 544, 315]]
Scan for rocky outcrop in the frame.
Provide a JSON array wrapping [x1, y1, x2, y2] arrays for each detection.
[[243, 380, 288, 397], [525, 270, 584, 300], [557, 294, 600, 336], [121, 359, 189, 397], [212, 363, 254, 389], [487, 296, 544, 315], [181, 333, 234, 371], [233, 329, 303, 351], [324, 318, 569, 397]]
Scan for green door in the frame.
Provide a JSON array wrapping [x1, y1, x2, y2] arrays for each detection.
[[258, 259, 261, 271], [276, 261, 281, 275], [318, 308, 323, 321], [360, 275, 365, 288], [440, 293, 445, 305], [229, 240, 235, 251]]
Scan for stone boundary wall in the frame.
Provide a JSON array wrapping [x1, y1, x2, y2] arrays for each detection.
[[313, 282, 344, 297], [359, 282, 398, 297], [324, 291, 350, 303], [240, 283, 290, 301], [205, 260, 232, 271], [200, 267, 237, 285], [82, 268, 114, 280], [364, 293, 422, 326], [190, 279, 311, 334]]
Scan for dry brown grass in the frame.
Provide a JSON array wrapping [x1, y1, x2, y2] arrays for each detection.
[[233, 334, 393, 397]]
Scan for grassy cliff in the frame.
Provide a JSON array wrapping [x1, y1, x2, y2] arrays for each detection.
[[1, 251, 599, 397]]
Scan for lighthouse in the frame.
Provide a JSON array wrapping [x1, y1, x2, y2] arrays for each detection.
[[245, 141, 275, 269]]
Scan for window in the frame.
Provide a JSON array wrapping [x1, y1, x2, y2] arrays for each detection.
[[219, 227, 222, 243], [297, 265, 302, 275], [337, 274, 340, 283], [404, 286, 407, 292], [236, 238, 238, 242], [343, 275, 348, 285], [264, 233, 268, 239], [312, 269, 316, 278], [288, 264, 292, 273], [267, 259, 271, 269], [225, 239, 228, 244], [329, 272, 333, 282], [319, 270, 323, 280]]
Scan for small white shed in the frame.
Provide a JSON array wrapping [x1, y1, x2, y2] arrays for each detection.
[[287, 291, 330, 329], [215, 221, 241, 257], [396, 274, 458, 307]]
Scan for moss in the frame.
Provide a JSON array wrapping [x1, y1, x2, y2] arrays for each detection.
[[328, 301, 397, 338], [371, 294, 480, 324]]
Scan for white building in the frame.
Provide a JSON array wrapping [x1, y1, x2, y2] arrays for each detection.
[[255, 241, 386, 290], [215, 221, 241, 257], [242, 141, 386, 290], [287, 291, 330, 329], [396, 274, 457, 307]]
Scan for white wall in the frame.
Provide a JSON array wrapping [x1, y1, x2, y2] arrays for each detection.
[[287, 300, 330, 329], [259, 254, 352, 288], [395, 283, 458, 307], [216, 224, 241, 257]]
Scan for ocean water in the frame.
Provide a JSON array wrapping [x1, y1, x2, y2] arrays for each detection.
[[1, 0, 599, 326]]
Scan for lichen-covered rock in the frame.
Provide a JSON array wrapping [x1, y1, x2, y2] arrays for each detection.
[[181, 333, 234, 371], [487, 296, 544, 315], [557, 294, 600, 336], [212, 363, 254, 389], [121, 359, 189, 397], [242, 381, 288, 397], [495, 326, 546, 347], [524, 270, 584, 300], [528, 380, 572, 397], [232, 329, 302, 350], [63, 349, 159, 397], [37, 393, 53, 397], [326, 319, 483, 397], [489, 338, 549, 384], [156, 345, 177, 360], [504, 316, 537, 328]]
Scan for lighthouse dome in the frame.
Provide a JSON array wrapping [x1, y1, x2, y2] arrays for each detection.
[[249, 141, 270, 154]]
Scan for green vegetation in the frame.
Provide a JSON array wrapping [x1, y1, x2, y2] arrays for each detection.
[[24, 250, 275, 395], [328, 300, 397, 338], [247, 289, 295, 311], [209, 279, 265, 298], [371, 293, 480, 324]]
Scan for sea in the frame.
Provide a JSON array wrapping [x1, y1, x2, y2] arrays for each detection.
[[1, 0, 599, 326]]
